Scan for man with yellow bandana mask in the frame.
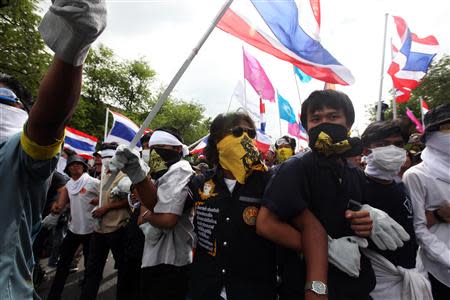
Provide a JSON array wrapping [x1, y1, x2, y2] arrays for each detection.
[[274, 136, 296, 164]]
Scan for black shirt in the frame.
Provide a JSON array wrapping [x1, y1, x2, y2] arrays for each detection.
[[263, 152, 375, 300], [189, 168, 277, 300], [364, 177, 417, 268]]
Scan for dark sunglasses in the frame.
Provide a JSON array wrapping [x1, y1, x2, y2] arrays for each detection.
[[230, 126, 257, 139]]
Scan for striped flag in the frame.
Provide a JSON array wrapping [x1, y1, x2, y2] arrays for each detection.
[[105, 110, 142, 148], [64, 127, 98, 159], [217, 0, 354, 85]]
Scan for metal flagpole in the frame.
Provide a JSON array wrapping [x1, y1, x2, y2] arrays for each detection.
[[102, 0, 235, 192], [389, 38, 397, 120], [376, 13, 389, 121], [98, 107, 110, 208], [103, 107, 110, 140], [293, 69, 302, 106]]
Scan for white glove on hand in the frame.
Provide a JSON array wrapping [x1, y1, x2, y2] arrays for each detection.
[[328, 235, 368, 277], [361, 204, 410, 251], [109, 145, 150, 184], [111, 177, 132, 198], [42, 213, 60, 229], [38, 0, 107, 66]]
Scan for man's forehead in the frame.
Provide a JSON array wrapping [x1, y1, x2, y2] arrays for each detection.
[[309, 107, 343, 115]]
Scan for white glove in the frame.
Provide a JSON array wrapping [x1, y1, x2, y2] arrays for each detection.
[[110, 177, 132, 198], [38, 0, 107, 66], [361, 204, 410, 251], [328, 235, 368, 277], [109, 145, 150, 184], [42, 213, 60, 229]]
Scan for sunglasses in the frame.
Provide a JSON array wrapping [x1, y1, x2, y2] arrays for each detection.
[[230, 126, 257, 139]]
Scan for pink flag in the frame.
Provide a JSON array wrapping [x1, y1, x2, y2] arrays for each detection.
[[406, 108, 424, 133], [243, 48, 275, 102]]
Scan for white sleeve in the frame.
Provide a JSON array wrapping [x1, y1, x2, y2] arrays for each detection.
[[403, 171, 450, 268], [154, 163, 193, 216], [86, 177, 100, 196]]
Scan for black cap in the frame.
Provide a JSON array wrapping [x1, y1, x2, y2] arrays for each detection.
[[64, 155, 89, 176], [424, 104, 450, 133]]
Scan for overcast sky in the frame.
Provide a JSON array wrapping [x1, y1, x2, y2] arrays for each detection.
[[42, 0, 450, 140]]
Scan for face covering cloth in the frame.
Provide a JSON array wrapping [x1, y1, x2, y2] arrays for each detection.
[[217, 132, 267, 184], [308, 123, 362, 157], [421, 131, 450, 183], [0, 103, 28, 142], [276, 147, 294, 162], [364, 145, 407, 181]]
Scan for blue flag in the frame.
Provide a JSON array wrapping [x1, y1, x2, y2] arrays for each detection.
[[277, 92, 297, 124], [293, 66, 312, 83]]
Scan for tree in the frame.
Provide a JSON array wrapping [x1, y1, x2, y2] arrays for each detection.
[[367, 55, 450, 123], [0, 0, 51, 97]]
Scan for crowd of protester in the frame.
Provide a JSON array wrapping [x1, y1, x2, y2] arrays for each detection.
[[0, 1, 449, 300]]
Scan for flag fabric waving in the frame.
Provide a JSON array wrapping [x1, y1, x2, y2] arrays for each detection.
[[406, 108, 424, 133], [421, 99, 429, 116], [277, 92, 297, 124], [255, 129, 272, 154], [293, 66, 312, 83], [105, 110, 142, 148], [288, 121, 309, 141], [64, 127, 98, 159], [190, 135, 209, 155], [217, 0, 354, 85], [388, 16, 439, 103], [243, 48, 275, 102]]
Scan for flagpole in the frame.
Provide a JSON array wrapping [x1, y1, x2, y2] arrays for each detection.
[[102, 0, 235, 192], [389, 38, 397, 120], [104, 107, 109, 141], [420, 98, 425, 126], [376, 13, 389, 121], [293, 69, 302, 106]]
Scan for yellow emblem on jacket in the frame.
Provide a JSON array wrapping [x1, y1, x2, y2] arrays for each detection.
[[242, 206, 259, 226], [198, 179, 218, 201]]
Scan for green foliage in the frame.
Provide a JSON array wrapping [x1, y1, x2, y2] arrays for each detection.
[[368, 55, 450, 123], [0, 0, 51, 96]]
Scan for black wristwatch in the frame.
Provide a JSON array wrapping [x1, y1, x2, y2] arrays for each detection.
[[433, 209, 446, 223]]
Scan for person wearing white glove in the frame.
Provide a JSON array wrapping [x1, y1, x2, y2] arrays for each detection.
[[360, 120, 429, 300], [39, 0, 107, 66], [42, 213, 61, 229], [109, 144, 149, 184], [328, 236, 368, 278]]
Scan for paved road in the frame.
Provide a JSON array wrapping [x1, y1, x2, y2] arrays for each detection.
[[36, 253, 118, 300]]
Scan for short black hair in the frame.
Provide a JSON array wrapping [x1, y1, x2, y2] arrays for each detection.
[[204, 112, 255, 165], [275, 135, 296, 151], [300, 90, 355, 130], [361, 120, 409, 147], [153, 127, 183, 143], [0, 73, 33, 111]]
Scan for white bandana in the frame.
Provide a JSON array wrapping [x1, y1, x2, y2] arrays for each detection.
[[364, 145, 407, 181], [0, 103, 28, 142], [148, 130, 189, 157], [66, 172, 90, 195], [422, 131, 450, 183]]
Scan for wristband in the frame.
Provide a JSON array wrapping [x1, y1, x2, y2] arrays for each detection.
[[433, 209, 446, 223]]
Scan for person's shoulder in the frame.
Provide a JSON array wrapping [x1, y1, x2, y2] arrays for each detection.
[[276, 151, 314, 174], [403, 163, 426, 181]]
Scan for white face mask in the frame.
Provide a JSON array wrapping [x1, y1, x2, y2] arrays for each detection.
[[141, 149, 150, 164], [365, 145, 406, 180], [0, 103, 28, 142]]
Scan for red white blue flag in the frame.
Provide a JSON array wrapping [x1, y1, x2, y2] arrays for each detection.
[[217, 0, 354, 85], [64, 127, 98, 159], [388, 16, 439, 103], [105, 110, 142, 148]]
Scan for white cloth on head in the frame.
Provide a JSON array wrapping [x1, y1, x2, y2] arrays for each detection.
[[363, 248, 433, 300], [38, 0, 107, 66], [101, 149, 116, 158], [364, 145, 406, 181], [421, 131, 450, 183], [0, 103, 28, 142], [148, 130, 189, 157], [403, 163, 450, 286]]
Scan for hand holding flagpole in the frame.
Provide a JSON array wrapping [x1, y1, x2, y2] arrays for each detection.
[[102, 0, 234, 192]]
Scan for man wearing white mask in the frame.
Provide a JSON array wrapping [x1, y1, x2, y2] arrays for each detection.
[[403, 104, 450, 300], [0, 1, 106, 298], [361, 120, 432, 300]]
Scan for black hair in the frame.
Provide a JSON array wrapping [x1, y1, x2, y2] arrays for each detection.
[[204, 112, 255, 165], [361, 120, 409, 147], [100, 142, 119, 150], [424, 103, 450, 132], [300, 90, 355, 130], [0, 73, 33, 111], [275, 135, 297, 151], [153, 127, 184, 143], [140, 132, 152, 144]]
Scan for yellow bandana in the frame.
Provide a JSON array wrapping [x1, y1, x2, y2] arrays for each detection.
[[217, 133, 267, 184], [276, 148, 294, 162], [314, 131, 351, 157]]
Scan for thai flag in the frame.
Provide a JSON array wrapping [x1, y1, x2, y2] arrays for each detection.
[[388, 16, 439, 103], [421, 99, 429, 116], [255, 129, 272, 154], [64, 127, 98, 159], [105, 110, 142, 148], [190, 135, 209, 155], [217, 0, 354, 85]]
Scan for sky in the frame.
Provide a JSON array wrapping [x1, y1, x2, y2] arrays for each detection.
[[41, 0, 450, 141]]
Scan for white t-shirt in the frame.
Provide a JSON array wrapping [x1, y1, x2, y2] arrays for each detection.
[[66, 173, 100, 235]]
